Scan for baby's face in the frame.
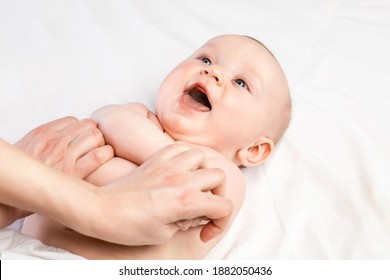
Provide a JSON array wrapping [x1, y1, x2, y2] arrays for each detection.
[[156, 35, 286, 163]]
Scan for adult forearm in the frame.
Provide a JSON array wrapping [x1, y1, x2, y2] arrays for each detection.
[[1, 138, 232, 245], [0, 139, 99, 231]]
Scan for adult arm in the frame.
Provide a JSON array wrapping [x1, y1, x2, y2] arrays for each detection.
[[1, 117, 114, 228], [0, 139, 231, 244], [0, 138, 100, 229]]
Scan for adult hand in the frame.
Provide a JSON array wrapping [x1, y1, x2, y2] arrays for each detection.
[[14, 116, 114, 179], [93, 144, 233, 245]]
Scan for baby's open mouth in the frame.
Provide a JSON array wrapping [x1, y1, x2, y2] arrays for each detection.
[[185, 85, 212, 111]]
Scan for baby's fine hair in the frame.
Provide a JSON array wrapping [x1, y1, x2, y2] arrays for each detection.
[[244, 35, 292, 144]]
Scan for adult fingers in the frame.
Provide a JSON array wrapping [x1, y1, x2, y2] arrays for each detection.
[[43, 119, 101, 165], [27, 116, 79, 138], [200, 215, 231, 242], [149, 144, 208, 173], [59, 119, 99, 147], [14, 117, 79, 162], [40, 116, 79, 132], [166, 163, 228, 241], [60, 119, 113, 178], [197, 194, 233, 242], [140, 144, 207, 176], [15, 117, 109, 176], [168, 190, 233, 235], [67, 125, 105, 161], [191, 194, 232, 242], [188, 167, 226, 195], [75, 145, 114, 179], [169, 147, 207, 171]]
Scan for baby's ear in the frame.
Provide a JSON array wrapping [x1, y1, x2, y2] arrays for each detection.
[[237, 136, 274, 167]]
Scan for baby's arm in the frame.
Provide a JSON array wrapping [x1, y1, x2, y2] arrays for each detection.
[[87, 103, 175, 186], [91, 103, 174, 165]]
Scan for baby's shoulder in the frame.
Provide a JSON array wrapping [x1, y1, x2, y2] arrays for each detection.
[[122, 102, 164, 131], [121, 102, 150, 115]]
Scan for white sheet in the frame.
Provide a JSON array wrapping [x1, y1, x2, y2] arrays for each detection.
[[0, 0, 389, 259]]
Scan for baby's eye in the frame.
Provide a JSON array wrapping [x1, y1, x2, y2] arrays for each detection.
[[235, 79, 248, 89], [200, 57, 212, 65]]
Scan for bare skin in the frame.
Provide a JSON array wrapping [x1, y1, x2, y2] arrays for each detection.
[[1, 117, 232, 246], [21, 35, 291, 259], [22, 145, 244, 259]]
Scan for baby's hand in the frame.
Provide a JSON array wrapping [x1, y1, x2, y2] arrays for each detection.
[[175, 216, 209, 231]]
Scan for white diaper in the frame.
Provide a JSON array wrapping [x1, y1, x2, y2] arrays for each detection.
[[0, 229, 84, 260]]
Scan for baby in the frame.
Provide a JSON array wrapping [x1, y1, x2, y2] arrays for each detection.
[[22, 34, 291, 259]]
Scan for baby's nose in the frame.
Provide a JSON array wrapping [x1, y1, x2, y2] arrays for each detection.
[[201, 66, 223, 86]]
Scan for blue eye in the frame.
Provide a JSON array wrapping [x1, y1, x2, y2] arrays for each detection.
[[201, 57, 212, 65], [235, 79, 247, 89]]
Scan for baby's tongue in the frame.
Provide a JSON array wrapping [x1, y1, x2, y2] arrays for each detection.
[[182, 93, 210, 112]]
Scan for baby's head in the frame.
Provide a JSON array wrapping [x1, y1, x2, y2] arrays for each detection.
[[156, 34, 291, 166]]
